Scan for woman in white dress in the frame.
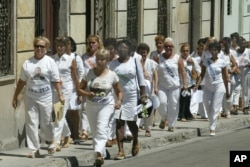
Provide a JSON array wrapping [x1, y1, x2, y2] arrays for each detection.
[[65, 36, 85, 143], [157, 37, 187, 132], [109, 38, 146, 160], [194, 41, 229, 136], [137, 43, 160, 137], [12, 36, 64, 157], [78, 49, 122, 167]]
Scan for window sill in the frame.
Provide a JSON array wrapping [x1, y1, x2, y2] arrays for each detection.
[[0, 75, 16, 85]]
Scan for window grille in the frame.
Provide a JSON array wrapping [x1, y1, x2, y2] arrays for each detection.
[[158, 0, 167, 36], [127, 0, 138, 41], [0, 0, 11, 77]]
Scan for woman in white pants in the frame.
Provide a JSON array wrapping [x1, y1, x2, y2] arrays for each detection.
[[157, 37, 187, 132], [52, 36, 79, 149], [80, 35, 104, 140], [220, 38, 237, 118], [235, 37, 250, 115], [12, 36, 64, 157], [78, 49, 122, 167], [194, 41, 229, 136], [137, 43, 160, 137]]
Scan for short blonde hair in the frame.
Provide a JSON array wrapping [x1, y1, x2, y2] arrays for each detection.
[[95, 49, 110, 60], [33, 36, 50, 49], [164, 37, 174, 45]]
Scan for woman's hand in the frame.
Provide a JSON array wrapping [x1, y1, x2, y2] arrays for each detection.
[[140, 95, 148, 105], [77, 96, 82, 105], [12, 98, 18, 109], [87, 92, 95, 100], [59, 94, 65, 105], [154, 87, 159, 95], [114, 99, 122, 109]]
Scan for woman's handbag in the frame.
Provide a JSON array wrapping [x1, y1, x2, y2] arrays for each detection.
[[53, 101, 64, 123], [191, 67, 198, 80], [136, 99, 153, 118]]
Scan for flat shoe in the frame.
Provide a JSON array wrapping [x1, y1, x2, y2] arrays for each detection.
[[94, 157, 104, 167], [145, 131, 151, 137], [62, 137, 73, 148], [159, 120, 166, 129], [79, 131, 89, 141], [114, 152, 125, 160], [48, 148, 55, 155], [105, 140, 113, 147], [167, 127, 174, 132], [180, 118, 187, 122], [27, 150, 45, 158]]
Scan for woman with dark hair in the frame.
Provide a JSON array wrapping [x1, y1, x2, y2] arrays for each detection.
[[52, 36, 80, 149], [137, 43, 159, 137], [194, 41, 229, 136], [109, 38, 146, 160], [189, 38, 208, 119], [65, 36, 85, 144], [103, 37, 119, 147], [220, 39, 237, 118], [234, 37, 250, 115]]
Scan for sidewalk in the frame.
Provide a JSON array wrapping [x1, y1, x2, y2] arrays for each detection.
[[0, 113, 250, 167]]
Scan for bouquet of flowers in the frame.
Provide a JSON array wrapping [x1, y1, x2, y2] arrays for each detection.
[[135, 99, 153, 118]]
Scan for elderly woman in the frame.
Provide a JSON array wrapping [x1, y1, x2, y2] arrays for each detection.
[[78, 49, 123, 167], [157, 37, 187, 132], [12, 36, 64, 157], [194, 41, 229, 136], [109, 38, 146, 160]]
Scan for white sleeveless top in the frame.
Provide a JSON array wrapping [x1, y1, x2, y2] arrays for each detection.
[[158, 54, 180, 89]]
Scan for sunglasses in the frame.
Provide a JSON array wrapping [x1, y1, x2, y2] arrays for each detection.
[[164, 45, 173, 48], [35, 45, 45, 48]]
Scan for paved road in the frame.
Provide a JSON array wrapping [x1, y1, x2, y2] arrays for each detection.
[[79, 127, 250, 167]]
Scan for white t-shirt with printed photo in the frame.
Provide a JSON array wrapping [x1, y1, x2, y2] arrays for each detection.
[[83, 69, 119, 105], [20, 55, 60, 99]]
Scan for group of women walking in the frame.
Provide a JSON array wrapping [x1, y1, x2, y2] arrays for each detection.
[[12, 32, 250, 166]]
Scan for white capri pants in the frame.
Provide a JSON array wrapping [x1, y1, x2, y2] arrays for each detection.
[[85, 102, 114, 158]]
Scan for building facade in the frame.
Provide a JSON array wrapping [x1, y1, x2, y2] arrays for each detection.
[[0, 0, 249, 151]]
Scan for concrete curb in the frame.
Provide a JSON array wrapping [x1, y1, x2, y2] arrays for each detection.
[[1, 115, 250, 167]]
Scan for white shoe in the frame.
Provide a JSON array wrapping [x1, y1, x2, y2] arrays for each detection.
[[210, 130, 216, 136]]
